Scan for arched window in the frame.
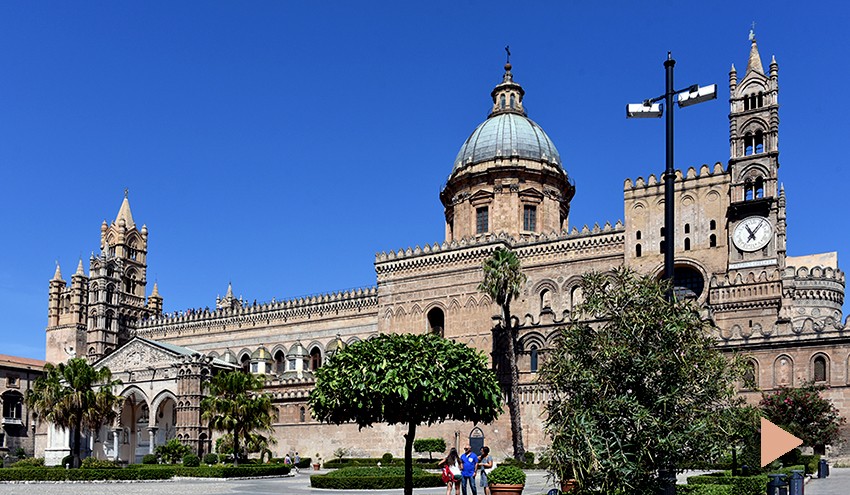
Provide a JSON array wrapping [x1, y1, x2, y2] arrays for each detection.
[[636, 244, 642, 257], [106, 284, 115, 304], [636, 230, 641, 240], [509, 94, 515, 109], [684, 238, 691, 251], [710, 234, 717, 248], [684, 223, 690, 234], [757, 92, 764, 108], [744, 96, 750, 111], [240, 355, 250, 373], [299, 406, 306, 423], [500, 95, 506, 109], [744, 134, 754, 156], [427, 308, 445, 337], [755, 131, 764, 154], [755, 177, 764, 199], [274, 350, 285, 375], [105, 310, 114, 331], [744, 180, 754, 201], [540, 289, 551, 310], [743, 360, 757, 389], [529, 345, 539, 373], [814, 355, 827, 383], [309, 347, 322, 371], [710, 220, 716, 230]]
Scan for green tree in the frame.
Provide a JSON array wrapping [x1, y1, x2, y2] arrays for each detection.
[[478, 246, 527, 462], [25, 358, 123, 469], [760, 383, 846, 454], [155, 438, 192, 464], [200, 370, 274, 466], [413, 437, 446, 460], [308, 333, 503, 495], [539, 269, 744, 494]]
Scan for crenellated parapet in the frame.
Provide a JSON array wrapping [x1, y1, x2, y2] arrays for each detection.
[[136, 287, 378, 337], [781, 264, 846, 333], [375, 221, 625, 277], [709, 267, 784, 311], [624, 163, 727, 191]]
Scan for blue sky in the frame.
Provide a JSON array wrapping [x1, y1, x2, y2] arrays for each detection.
[[1, 2, 848, 360]]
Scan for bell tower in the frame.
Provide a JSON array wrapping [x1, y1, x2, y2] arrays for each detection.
[[86, 192, 156, 361], [726, 31, 786, 270]]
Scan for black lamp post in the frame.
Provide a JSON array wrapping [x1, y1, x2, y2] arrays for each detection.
[[627, 52, 716, 300], [626, 52, 717, 494]]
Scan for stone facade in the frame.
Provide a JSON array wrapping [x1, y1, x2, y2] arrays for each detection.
[[41, 37, 849, 463], [0, 354, 45, 460]]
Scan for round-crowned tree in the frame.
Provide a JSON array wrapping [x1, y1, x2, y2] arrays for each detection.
[[309, 333, 503, 495]]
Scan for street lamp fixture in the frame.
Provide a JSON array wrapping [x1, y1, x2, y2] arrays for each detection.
[[626, 52, 715, 299]]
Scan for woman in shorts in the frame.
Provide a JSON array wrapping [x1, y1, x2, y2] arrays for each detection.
[[439, 447, 463, 495], [477, 446, 493, 495]]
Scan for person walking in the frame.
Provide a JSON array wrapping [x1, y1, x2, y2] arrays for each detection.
[[460, 445, 479, 495], [439, 447, 463, 495], [477, 446, 494, 495]]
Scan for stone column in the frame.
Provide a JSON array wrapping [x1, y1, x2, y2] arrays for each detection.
[[112, 428, 122, 462], [147, 427, 158, 454]]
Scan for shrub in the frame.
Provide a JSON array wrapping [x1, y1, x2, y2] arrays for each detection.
[[524, 451, 535, 464], [799, 454, 821, 474], [183, 454, 200, 467], [14, 447, 26, 458], [61, 455, 73, 468], [9, 457, 44, 469], [155, 438, 192, 464], [686, 473, 768, 495], [413, 438, 447, 460], [487, 465, 526, 485], [296, 457, 312, 468], [310, 466, 442, 489], [203, 453, 219, 465], [381, 452, 393, 464], [81, 457, 121, 469], [142, 453, 158, 464], [678, 485, 734, 495]]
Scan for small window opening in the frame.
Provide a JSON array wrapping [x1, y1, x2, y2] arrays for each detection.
[[540, 289, 551, 310], [744, 134, 754, 156], [684, 238, 691, 251], [757, 93, 764, 108], [509, 94, 515, 109], [814, 356, 827, 382], [636, 244, 642, 257], [476, 207, 489, 234], [710, 234, 717, 247], [309, 348, 321, 371], [427, 307, 445, 337], [636, 230, 642, 240], [660, 227, 665, 237], [659, 241, 665, 254], [755, 131, 764, 154], [530, 345, 538, 373], [755, 177, 764, 199], [300, 406, 306, 423], [274, 351, 285, 374], [523, 205, 537, 231], [684, 223, 690, 234], [500, 95, 506, 109], [743, 361, 757, 388], [710, 220, 716, 230]]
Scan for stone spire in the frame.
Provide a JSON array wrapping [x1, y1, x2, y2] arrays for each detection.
[[52, 262, 63, 281], [115, 190, 135, 228], [489, 61, 526, 117], [746, 31, 764, 75], [75, 259, 85, 276], [151, 282, 160, 298]]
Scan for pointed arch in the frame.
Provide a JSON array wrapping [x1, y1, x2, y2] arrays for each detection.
[[464, 296, 479, 309], [773, 354, 794, 387], [448, 298, 461, 312], [150, 390, 179, 416]]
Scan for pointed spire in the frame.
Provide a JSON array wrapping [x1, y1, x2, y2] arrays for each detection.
[[151, 282, 160, 298], [225, 282, 234, 299], [114, 191, 135, 228], [746, 34, 764, 75], [52, 262, 62, 281], [75, 259, 85, 277]]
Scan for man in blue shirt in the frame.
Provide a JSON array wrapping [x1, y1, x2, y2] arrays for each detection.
[[460, 445, 479, 495]]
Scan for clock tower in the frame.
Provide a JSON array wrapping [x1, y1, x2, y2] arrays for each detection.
[[726, 32, 786, 270]]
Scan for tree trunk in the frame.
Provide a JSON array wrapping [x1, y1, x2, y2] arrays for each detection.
[[233, 429, 240, 466], [72, 421, 82, 469], [502, 302, 525, 462], [403, 422, 416, 495]]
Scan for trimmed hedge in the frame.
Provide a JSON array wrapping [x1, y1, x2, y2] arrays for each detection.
[[323, 457, 439, 469], [311, 466, 443, 489], [0, 463, 291, 481], [678, 485, 734, 495], [687, 473, 767, 495], [799, 454, 821, 474]]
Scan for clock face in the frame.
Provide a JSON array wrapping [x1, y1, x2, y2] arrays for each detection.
[[733, 216, 773, 252]]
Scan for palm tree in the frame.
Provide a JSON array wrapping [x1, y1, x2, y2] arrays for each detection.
[[200, 370, 273, 466], [26, 358, 123, 468], [478, 246, 527, 462]]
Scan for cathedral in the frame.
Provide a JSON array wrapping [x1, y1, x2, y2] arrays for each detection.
[[40, 37, 848, 464]]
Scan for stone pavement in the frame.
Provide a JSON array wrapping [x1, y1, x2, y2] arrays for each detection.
[[0, 469, 558, 495], [804, 466, 850, 495]]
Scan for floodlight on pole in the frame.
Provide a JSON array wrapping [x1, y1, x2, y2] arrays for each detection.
[[626, 52, 715, 307]]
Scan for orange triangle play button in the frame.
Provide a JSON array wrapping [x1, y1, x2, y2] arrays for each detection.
[[761, 418, 804, 467]]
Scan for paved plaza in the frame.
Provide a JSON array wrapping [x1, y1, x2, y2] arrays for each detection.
[[2, 468, 847, 494]]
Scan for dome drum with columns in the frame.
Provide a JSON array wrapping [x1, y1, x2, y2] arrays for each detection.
[[441, 63, 575, 242]]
